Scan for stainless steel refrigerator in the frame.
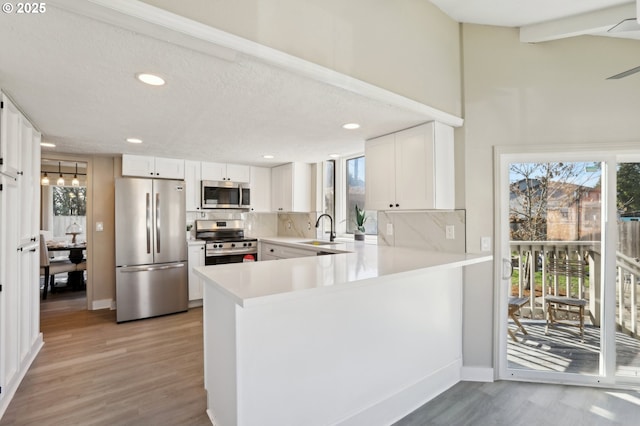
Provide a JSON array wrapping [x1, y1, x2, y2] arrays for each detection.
[[115, 178, 188, 323]]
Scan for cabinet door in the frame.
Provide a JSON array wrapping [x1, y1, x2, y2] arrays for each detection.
[[394, 124, 435, 210], [249, 166, 271, 212], [364, 134, 396, 210], [226, 164, 250, 183], [184, 160, 201, 211], [122, 154, 155, 177], [0, 175, 20, 394], [188, 244, 205, 300], [432, 122, 455, 209], [0, 93, 22, 178], [270, 164, 291, 211], [19, 119, 39, 245], [201, 162, 226, 181], [154, 157, 185, 179], [290, 163, 311, 212]]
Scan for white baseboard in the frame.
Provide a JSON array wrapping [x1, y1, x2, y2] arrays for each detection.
[[339, 359, 462, 425], [0, 333, 43, 420], [188, 299, 203, 308], [460, 366, 494, 382], [91, 298, 114, 310]]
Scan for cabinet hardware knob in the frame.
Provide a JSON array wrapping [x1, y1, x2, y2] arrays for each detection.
[[395, 204, 399, 207], [389, 204, 393, 208]]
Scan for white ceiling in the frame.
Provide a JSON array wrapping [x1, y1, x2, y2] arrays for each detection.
[[1, 1, 638, 167]]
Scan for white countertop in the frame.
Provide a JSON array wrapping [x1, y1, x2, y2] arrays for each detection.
[[194, 237, 492, 307]]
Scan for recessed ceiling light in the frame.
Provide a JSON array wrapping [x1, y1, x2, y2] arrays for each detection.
[[126, 138, 143, 144], [342, 123, 360, 130], [136, 73, 165, 86], [263, 155, 274, 159], [40, 142, 56, 148], [329, 154, 340, 158]]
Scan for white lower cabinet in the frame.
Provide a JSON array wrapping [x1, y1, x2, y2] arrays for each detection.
[[188, 242, 205, 301]]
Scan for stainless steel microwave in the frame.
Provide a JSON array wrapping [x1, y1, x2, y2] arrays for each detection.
[[201, 180, 250, 209]]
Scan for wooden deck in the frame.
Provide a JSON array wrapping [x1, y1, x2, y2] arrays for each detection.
[[508, 321, 640, 376]]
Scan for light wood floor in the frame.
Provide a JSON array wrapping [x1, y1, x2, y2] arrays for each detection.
[[3, 292, 640, 425], [0, 292, 210, 425]]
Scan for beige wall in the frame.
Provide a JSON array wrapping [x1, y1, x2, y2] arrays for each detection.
[[139, 0, 462, 116], [461, 25, 640, 367], [88, 156, 116, 303]]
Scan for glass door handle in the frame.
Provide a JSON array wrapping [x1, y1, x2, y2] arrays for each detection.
[[502, 258, 514, 279]]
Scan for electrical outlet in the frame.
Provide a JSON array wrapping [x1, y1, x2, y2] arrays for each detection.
[[481, 236, 491, 252], [386, 223, 393, 235], [446, 225, 455, 240], [96, 221, 104, 232]]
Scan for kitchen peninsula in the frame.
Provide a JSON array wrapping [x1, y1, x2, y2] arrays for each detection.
[[195, 239, 491, 426]]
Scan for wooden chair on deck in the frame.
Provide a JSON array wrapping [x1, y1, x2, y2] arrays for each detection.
[[508, 297, 529, 342], [544, 256, 588, 339]]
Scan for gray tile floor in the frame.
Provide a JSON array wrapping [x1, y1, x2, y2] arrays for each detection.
[[394, 380, 640, 425]]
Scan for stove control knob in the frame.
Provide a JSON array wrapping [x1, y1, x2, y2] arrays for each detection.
[[243, 242, 247, 247], [247, 242, 252, 247], [231, 243, 236, 248]]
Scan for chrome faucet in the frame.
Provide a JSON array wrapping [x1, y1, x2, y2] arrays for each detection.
[[315, 214, 336, 242]]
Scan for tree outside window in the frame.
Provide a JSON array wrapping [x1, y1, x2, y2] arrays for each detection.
[[53, 186, 86, 216], [346, 156, 376, 235]]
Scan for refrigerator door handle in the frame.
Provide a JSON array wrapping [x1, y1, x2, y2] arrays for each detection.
[[119, 263, 185, 273], [156, 192, 161, 253], [146, 192, 151, 254]]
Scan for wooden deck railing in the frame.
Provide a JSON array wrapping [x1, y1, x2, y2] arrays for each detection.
[[616, 251, 640, 336], [510, 241, 640, 336]]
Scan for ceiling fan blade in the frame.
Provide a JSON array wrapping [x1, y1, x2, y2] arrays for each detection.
[[607, 65, 640, 80], [608, 18, 640, 33]]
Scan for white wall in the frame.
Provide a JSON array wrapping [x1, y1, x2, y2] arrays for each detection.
[[139, 0, 462, 117], [461, 25, 640, 367]]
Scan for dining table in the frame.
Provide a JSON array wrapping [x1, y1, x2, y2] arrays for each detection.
[[46, 241, 87, 290]]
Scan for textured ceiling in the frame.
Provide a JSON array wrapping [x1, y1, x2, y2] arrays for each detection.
[[2, 1, 638, 169]]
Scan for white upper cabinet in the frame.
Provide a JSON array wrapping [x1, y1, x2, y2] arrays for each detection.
[[184, 160, 202, 211], [122, 154, 185, 179], [201, 161, 250, 182], [249, 166, 271, 212], [365, 122, 454, 211], [271, 162, 311, 212], [1, 93, 22, 179]]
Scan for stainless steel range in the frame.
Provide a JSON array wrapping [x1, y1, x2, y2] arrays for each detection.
[[195, 219, 257, 265]]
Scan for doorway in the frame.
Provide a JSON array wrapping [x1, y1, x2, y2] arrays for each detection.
[[496, 147, 640, 387], [40, 158, 89, 311]]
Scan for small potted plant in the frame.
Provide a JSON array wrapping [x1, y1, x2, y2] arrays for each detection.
[[186, 224, 193, 240], [354, 204, 367, 241]]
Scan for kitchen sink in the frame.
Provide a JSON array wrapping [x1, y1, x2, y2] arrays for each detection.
[[300, 240, 334, 246]]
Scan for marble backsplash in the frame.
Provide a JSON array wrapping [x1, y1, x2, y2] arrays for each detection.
[[377, 210, 466, 253], [276, 212, 318, 238], [187, 210, 317, 239]]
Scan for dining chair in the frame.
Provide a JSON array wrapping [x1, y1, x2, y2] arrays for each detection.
[[39, 235, 78, 300]]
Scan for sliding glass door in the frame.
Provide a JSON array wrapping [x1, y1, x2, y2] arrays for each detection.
[[497, 148, 640, 387]]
